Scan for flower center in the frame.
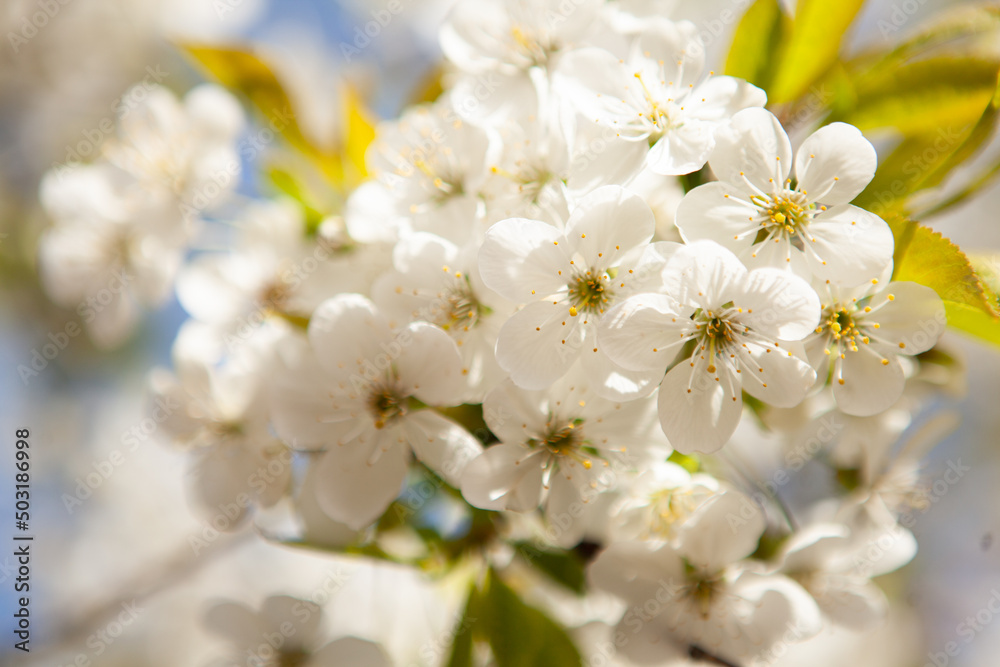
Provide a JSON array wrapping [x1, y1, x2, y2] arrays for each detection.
[[753, 190, 812, 235], [542, 421, 581, 454], [510, 24, 552, 66], [367, 384, 408, 430], [634, 72, 683, 137], [434, 274, 487, 333], [817, 304, 877, 356], [568, 272, 613, 315], [693, 308, 740, 372], [278, 648, 310, 667], [682, 567, 724, 620], [648, 487, 700, 538], [531, 419, 594, 469]]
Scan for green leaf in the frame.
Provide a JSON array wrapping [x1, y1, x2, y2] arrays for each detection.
[[481, 569, 582, 667], [767, 0, 866, 103], [834, 57, 1000, 135], [863, 4, 1000, 69], [179, 43, 376, 191], [724, 0, 787, 90], [888, 215, 995, 316], [267, 168, 327, 233], [944, 302, 1000, 348], [515, 543, 586, 594], [668, 451, 700, 473], [445, 582, 481, 667], [181, 45, 320, 160], [923, 68, 1000, 182], [884, 216, 1000, 347], [854, 67, 1000, 216], [854, 134, 960, 215]]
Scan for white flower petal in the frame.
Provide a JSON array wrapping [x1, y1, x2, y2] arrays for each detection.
[[478, 218, 570, 301], [314, 432, 409, 529], [402, 410, 482, 487], [657, 361, 742, 454], [395, 322, 465, 406], [795, 122, 877, 206], [599, 294, 690, 372], [870, 281, 946, 354], [676, 490, 766, 570], [833, 344, 906, 416], [565, 185, 655, 268], [661, 240, 748, 311], [709, 108, 791, 193], [581, 346, 665, 400], [460, 444, 545, 511], [647, 120, 715, 176], [740, 340, 816, 408], [803, 205, 894, 287], [482, 379, 550, 444], [816, 579, 887, 631], [738, 268, 820, 341], [495, 300, 584, 389], [685, 75, 767, 123], [675, 182, 760, 252], [308, 295, 394, 379], [589, 541, 685, 604]]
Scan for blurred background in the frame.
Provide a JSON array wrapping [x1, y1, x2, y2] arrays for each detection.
[[1, 0, 999, 665]]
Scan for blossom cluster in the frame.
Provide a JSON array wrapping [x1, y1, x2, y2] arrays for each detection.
[[37, 0, 958, 664]]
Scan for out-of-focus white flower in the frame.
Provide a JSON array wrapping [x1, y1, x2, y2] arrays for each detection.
[[350, 101, 495, 244], [558, 19, 765, 175], [676, 108, 893, 286], [372, 231, 511, 402], [478, 185, 678, 397], [38, 163, 187, 347], [777, 521, 908, 631], [600, 240, 819, 453], [269, 295, 481, 529], [104, 83, 245, 212], [609, 461, 721, 543], [461, 371, 665, 546], [591, 489, 822, 664], [441, 0, 605, 122], [204, 595, 391, 667], [149, 321, 292, 526]]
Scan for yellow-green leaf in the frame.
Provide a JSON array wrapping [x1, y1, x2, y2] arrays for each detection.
[[865, 4, 1000, 68], [886, 216, 1000, 346], [341, 84, 376, 182], [836, 57, 999, 135], [854, 67, 1000, 215], [944, 302, 1000, 348], [768, 0, 866, 103], [888, 215, 996, 315], [180, 43, 377, 192], [181, 44, 318, 159], [725, 0, 787, 90]]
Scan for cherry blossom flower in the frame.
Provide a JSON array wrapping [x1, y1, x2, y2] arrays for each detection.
[[149, 321, 292, 525], [676, 108, 893, 286], [350, 101, 495, 244], [269, 295, 481, 529], [590, 490, 822, 664], [460, 371, 665, 546], [557, 19, 765, 175], [599, 240, 820, 453], [371, 231, 511, 402], [804, 275, 946, 416], [205, 595, 391, 667], [478, 185, 678, 397]]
